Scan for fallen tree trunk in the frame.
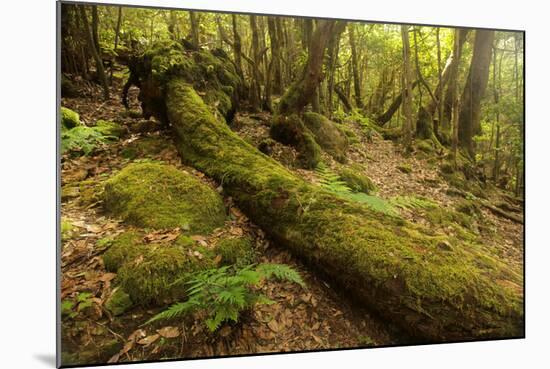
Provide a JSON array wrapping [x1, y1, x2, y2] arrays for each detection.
[[481, 201, 524, 224], [165, 79, 523, 342]]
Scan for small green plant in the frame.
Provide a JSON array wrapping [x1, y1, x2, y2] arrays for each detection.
[[145, 263, 305, 332], [61, 126, 114, 155], [315, 163, 398, 216], [315, 163, 352, 194], [61, 292, 95, 319]]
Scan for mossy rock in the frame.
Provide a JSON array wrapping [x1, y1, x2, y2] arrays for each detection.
[[397, 163, 412, 174], [338, 165, 376, 194], [118, 244, 212, 305], [94, 119, 127, 138], [103, 162, 226, 233], [215, 236, 255, 267], [303, 112, 349, 163], [61, 107, 81, 129], [104, 288, 133, 316], [103, 231, 215, 305], [102, 231, 146, 272]]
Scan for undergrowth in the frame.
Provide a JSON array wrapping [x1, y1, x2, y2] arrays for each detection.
[[145, 263, 305, 332], [315, 163, 399, 216]]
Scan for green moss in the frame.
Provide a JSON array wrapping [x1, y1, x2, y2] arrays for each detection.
[[339, 125, 360, 144], [104, 231, 215, 305], [61, 107, 81, 129], [94, 119, 126, 138], [118, 244, 210, 305], [397, 163, 412, 174], [164, 81, 523, 340], [303, 112, 349, 163], [61, 218, 74, 241], [216, 236, 255, 267], [103, 162, 226, 233], [302, 132, 322, 169], [104, 288, 133, 316], [102, 231, 145, 272], [338, 164, 376, 194], [416, 139, 434, 153]]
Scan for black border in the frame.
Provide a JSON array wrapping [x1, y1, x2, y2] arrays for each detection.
[[56, 1, 526, 368]]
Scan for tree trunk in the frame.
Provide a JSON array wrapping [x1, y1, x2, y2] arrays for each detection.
[[374, 80, 419, 126], [334, 84, 353, 113], [268, 18, 283, 95], [189, 11, 200, 48], [277, 20, 341, 115], [114, 7, 122, 52], [450, 29, 462, 165], [349, 24, 363, 109], [91, 5, 100, 52], [164, 78, 523, 342], [78, 5, 109, 100], [400, 25, 414, 150], [249, 15, 262, 112], [458, 30, 495, 157]]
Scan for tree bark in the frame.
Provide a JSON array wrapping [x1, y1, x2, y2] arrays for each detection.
[[400, 25, 414, 150], [189, 11, 200, 48], [349, 24, 363, 109], [458, 30, 495, 157], [78, 5, 109, 100], [249, 15, 262, 112], [164, 78, 523, 342], [277, 20, 342, 115]]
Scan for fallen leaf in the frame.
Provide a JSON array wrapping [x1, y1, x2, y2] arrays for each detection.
[[267, 319, 280, 333], [99, 273, 117, 283], [137, 334, 160, 346], [157, 326, 180, 338]]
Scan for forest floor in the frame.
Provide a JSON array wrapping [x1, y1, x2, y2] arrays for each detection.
[[60, 76, 523, 365]]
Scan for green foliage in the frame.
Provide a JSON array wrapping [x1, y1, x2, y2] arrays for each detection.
[[315, 163, 398, 216], [61, 218, 74, 241], [315, 163, 353, 194], [61, 126, 113, 155], [338, 165, 377, 194], [62, 292, 94, 319], [94, 119, 126, 138], [145, 263, 305, 331]]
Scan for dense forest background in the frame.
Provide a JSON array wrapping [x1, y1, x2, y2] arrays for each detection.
[[61, 4, 524, 192]]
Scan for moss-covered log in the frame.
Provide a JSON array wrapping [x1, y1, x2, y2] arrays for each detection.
[[165, 79, 523, 342]]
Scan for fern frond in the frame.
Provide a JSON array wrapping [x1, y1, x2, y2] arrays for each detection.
[[257, 263, 306, 288], [144, 300, 198, 325]]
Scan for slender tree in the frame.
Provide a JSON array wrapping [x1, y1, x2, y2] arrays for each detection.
[[458, 30, 495, 157], [400, 25, 414, 150], [78, 5, 109, 100]]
